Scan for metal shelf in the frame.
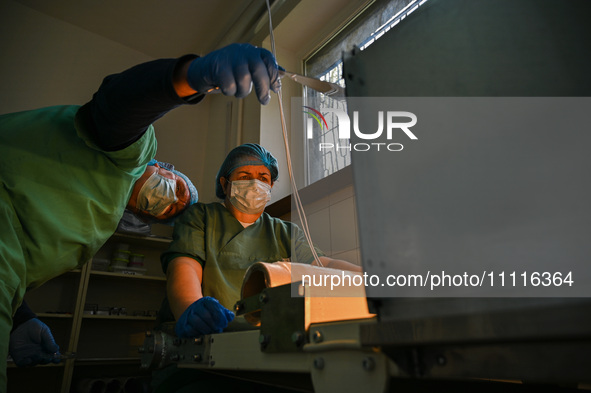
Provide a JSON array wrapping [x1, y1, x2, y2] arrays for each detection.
[[73, 357, 141, 365], [37, 312, 74, 319], [82, 314, 156, 321], [18, 229, 172, 393], [89, 270, 166, 281]]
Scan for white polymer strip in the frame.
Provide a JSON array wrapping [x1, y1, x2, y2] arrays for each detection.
[[265, 0, 324, 267]]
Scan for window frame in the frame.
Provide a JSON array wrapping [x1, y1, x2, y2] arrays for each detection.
[[301, 0, 427, 186]]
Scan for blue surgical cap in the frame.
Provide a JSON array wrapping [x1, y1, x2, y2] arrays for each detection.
[[147, 159, 199, 206], [215, 143, 279, 199]]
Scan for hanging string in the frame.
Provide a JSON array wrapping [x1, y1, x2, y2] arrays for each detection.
[[265, 0, 324, 267]]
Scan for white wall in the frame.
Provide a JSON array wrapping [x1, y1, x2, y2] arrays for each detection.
[[0, 1, 148, 112], [0, 0, 209, 196], [285, 184, 361, 265]]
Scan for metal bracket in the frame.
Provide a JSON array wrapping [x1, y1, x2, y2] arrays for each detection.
[[139, 330, 209, 369], [310, 350, 390, 393], [235, 283, 306, 353]]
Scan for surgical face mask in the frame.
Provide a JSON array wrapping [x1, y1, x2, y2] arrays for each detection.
[[137, 171, 178, 217], [229, 179, 272, 214]]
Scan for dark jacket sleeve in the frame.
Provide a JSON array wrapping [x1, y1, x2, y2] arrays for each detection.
[[11, 301, 37, 332], [78, 54, 204, 151]]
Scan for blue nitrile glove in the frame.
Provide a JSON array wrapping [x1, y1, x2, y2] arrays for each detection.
[[9, 318, 61, 366], [187, 43, 281, 105], [175, 297, 235, 338]]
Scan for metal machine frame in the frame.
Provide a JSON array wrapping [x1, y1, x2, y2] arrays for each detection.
[[141, 284, 591, 392]]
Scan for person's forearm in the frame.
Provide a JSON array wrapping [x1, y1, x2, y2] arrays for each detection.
[[83, 55, 202, 151], [166, 257, 204, 320], [316, 256, 363, 272], [173, 59, 199, 97]]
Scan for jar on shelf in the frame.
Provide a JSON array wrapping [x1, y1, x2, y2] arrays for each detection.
[[129, 253, 145, 267], [112, 249, 131, 261], [109, 258, 129, 270]]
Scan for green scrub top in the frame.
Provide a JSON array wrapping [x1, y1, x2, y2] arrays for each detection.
[[161, 202, 324, 311], [0, 105, 157, 299]]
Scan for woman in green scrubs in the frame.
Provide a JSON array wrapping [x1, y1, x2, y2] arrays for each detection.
[[160, 143, 361, 338]]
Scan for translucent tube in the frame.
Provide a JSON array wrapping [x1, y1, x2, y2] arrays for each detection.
[[265, 0, 324, 267]]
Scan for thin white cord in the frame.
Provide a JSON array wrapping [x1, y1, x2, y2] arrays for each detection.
[[266, 0, 324, 267]]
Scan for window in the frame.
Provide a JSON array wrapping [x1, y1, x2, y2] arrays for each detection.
[[303, 0, 428, 185]]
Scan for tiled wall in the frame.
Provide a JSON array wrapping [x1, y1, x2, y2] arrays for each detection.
[[284, 185, 362, 266]]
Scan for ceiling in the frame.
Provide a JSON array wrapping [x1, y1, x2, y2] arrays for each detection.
[[11, 0, 284, 57]]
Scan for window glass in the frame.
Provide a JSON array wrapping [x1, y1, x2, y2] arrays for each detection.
[[303, 0, 428, 185]]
